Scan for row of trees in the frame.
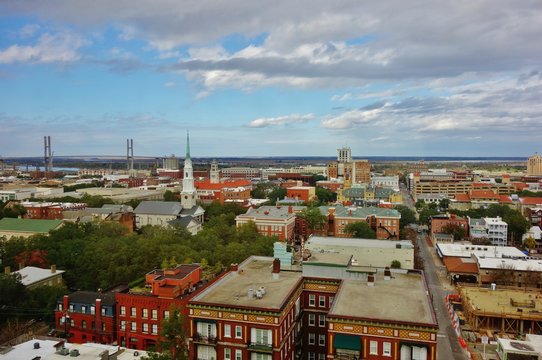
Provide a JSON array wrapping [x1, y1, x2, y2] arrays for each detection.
[[250, 182, 336, 205]]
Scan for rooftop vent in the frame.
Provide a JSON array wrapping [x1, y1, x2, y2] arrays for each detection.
[[33, 342, 40, 349], [367, 274, 375, 287], [69, 349, 80, 357]]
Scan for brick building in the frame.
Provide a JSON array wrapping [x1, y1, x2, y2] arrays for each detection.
[[116, 264, 205, 351], [235, 206, 305, 242], [187, 256, 438, 360], [22, 201, 87, 220], [317, 205, 401, 240], [429, 214, 469, 238], [286, 186, 317, 205]]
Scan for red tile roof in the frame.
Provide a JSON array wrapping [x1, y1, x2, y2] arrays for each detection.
[[443, 257, 479, 274], [454, 193, 470, 202], [521, 197, 542, 205], [469, 190, 499, 199]]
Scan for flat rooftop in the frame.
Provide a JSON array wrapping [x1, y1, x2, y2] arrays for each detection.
[[461, 286, 542, 317], [191, 256, 302, 310], [329, 272, 437, 326], [307, 236, 413, 249], [436, 243, 526, 259]]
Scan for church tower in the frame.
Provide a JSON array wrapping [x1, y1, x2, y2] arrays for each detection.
[[181, 132, 198, 209], [210, 159, 220, 184]]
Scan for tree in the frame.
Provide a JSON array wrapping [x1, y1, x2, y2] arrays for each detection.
[[438, 199, 450, 210], [163, 190, 179, 202], [471, 237, 492, 245], [142, 353, 172, 360], [524, 237, 538, 252], [418, 208, 440, 225], [315, 187, 336, 205], [159, 307, 188, 360], [395, 205, 416, 230], [298, 206, 326, 237], [267, 187, 286, 204], [415, 199, 426, 210], [391, 260, 401, 268], [441, 223, 467, 241], [345, 222, 376, 239]]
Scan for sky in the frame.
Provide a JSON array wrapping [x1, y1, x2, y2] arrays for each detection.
[[0, 1, 541, 158]]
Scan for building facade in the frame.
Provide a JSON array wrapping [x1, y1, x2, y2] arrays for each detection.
[[527, 153, 542, 176]]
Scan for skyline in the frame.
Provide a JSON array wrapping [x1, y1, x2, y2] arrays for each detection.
[[1, 1, 541, 157]]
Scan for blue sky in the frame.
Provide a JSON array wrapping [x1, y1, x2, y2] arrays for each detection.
[[0, 1, 541, 158]]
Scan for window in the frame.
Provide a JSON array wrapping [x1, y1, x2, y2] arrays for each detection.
[[151, 309, 158, 320], [308, 313, 315, 326], [152, 324, 158, 334], [82, 320, 87, 329], [224, 349, 231, 360], [164, 310, 170, 319], [130, 307, 136, 317], [81, 306, 86, 313], [58, 304, 63, 311], [142, 323, 148, 333], [224, 324, 231, 338], [318, 334, 325, 346], [142, 308, 148, 318], [309, 294, 315, 307], [70, 319, 74, 327], [383, 342, 391, 356], [102, 323, 106, 332], [69, 304, 74, 312], [90, 306, 95, 315], [120, 321, 126, 330], [308, 333, 315, 345], [329, 296, 335, 306], [319, 315, 326, 327], [120, 306, 126, 316], [370, 341, 378, 355], [308, 352, 315, 360], [319, 296, 326, 307], [318, 354, 326, 360], [101, 307, 106, 316], [235, 326, 242, 339], [235, 350, 242, 360], [130, 322, 136, 332], [251, 328, 272, 346]]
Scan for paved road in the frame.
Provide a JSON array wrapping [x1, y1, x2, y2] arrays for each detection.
[[417, 232, 469, 360]]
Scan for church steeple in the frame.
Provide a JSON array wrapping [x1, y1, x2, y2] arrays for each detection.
[[185, 131, 191, 161], [181, 131, 197, 210]]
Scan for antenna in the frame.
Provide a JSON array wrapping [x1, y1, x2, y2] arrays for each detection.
[[127, 138, 134, 177]]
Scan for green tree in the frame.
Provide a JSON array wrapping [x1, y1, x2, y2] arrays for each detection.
[[415, 199, 426, 210], [142, 353, 172, 360], [418, 208, 440, 225], [163, 190, 179, 202], [298, 206, 326, 236], [267, 187, 287, 204], [524, 237, 538, 252], [391, 260, 401, 269], [438, 199, 450, 210], [395, 205, 416, 230], [315, 187, 336, 205], [344, 222, 376, 239], [159, 307, 188, 360], [441, 223, 466, 241]]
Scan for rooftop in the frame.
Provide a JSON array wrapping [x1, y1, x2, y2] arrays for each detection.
[[436, 243, 526, 259], [460, 286, 542, 317], [319, 205, 400, 218], [190, 256, 302, 311], [0, 218, 63, 233], [134, 200, 183, 215], [329, 271, 437, 326], [12, 266, 65, 286], [476, 255, 542, 271], [237, 205, 304, 220], [306, 236, 413, 249]]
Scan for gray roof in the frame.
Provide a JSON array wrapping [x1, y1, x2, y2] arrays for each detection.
[[180, 205, 204, 216], [319, 205, 400, 218], [238, 205, 305, 220], [64, 290, 117, 306], [469, 218, 486, 226], [168, 216, 199, 228], [134, 201, 182, 215]]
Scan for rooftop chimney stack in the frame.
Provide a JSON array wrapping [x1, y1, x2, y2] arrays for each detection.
[[272, 258, 281, 280], [231, 263, 239, 273], [384, 267, 391, 280], [367, 274, 375, 287], [51, 264, 57, 274]]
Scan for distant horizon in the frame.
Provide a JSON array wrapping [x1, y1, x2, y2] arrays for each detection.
[[1, 2, 541, 157]]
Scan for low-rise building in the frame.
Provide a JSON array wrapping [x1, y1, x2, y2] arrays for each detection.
[[8, 265, 64, 289], [286, 186, 317, 204], [235, 205, 304, 242], [429, 214, 468, 240], [133, 201, 204, 234], [22, 201, 87, 220], [0, 218, 63, 239]]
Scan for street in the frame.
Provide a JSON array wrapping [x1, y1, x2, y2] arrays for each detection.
[[417, 231, 469, 360]]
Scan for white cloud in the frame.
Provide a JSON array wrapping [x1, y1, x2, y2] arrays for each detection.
[[0, 31, 88, 64], [19, 24, 41, 38], [164, 81, 176, 88], [247, 113, 315, 128]]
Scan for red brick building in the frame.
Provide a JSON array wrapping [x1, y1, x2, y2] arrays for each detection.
[[116, 264, 204, 351], [235, 206, 304, 242], [23, 201, 87, 220], [286, 187, 317, 205], [430, 214, 469, 237], [55, 289, 122, 345], [195, 179, 252, 205], [188, 256, 438, 360]]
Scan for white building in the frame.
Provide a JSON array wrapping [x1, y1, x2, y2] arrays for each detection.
[[484, 217, 508, 246], [371, 175, 399, 190]]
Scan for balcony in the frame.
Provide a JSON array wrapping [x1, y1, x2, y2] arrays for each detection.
[[248, 342, 273, 353], [193, 333, 218, 345]]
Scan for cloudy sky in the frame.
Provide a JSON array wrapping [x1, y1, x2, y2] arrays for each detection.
[[1, 1, 541, 158]]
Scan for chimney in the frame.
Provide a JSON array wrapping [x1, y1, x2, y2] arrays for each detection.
[[18, 262, 24, 270], [51, 265, 57, 274], [367, 274, 375, 287], [288, 206, 293, 214], [230, 263, 238, 272], [384, 267, 391, 280], [4, 266, 11, 275], [272, 258, 280, 280]]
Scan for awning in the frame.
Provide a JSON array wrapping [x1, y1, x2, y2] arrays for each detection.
[[333, 334, 361, 351]]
